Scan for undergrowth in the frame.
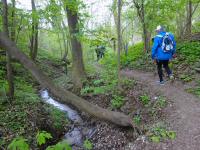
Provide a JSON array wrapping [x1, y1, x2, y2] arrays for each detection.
[[148, 123, 176, 143], [0, 63, 68, 148], [176, 42, 200, 65]]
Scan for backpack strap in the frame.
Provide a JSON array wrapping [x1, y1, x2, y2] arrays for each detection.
[[155, 34, 164, 47], [156, 35, 163, 38]]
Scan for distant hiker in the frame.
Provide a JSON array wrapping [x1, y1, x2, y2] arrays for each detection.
[[152, 25, 176, 85], [61, 53, 70, 75], [95, 45, 106, 61]]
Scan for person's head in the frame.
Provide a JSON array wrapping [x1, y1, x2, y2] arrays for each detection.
[[155, 25, 165, 34]]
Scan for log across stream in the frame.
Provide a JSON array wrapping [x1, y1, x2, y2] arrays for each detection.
[[40, 90, 96, 147], [0, 33, 134, 127]]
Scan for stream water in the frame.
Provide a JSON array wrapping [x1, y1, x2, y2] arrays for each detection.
[[40, 90, 96, 147]]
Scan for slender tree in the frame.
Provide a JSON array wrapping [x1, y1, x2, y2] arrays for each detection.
[[132, 0, 150, 53], [30, 0, 39, 61], [64, 0, 86, 88], [185, 0, 192, 36], [2, 0, 14, 99], [117, 0, 122, 88], [11, 0, 16, 41]]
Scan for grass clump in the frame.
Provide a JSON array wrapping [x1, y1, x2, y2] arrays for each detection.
[[111, 95, 124, 109], [148, 123, 176, 143], [83, 139, 93, 150], [139, 94, 150, 106], [45, 106, 69, 130]]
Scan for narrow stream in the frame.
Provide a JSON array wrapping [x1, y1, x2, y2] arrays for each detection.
[[40, 90, 96, 147]]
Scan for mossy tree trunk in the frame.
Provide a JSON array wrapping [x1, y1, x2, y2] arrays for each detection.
[[65, 0, 86, 89]]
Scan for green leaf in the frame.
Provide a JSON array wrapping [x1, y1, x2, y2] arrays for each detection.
[[36, 131, 52, 146], [167, 131, 176, 140], [150, 136, 160, 143], [8, 137, 29, 150], [160, 131, 167, 139], [46, 141, 72, 150], [83, 139, 93, 150]]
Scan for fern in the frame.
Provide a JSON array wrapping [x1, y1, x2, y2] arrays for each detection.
[[36, 131, 52, 146], [83, 139, 93, 150], [8, 137, 29, 150], [46, 141, 72, 150]]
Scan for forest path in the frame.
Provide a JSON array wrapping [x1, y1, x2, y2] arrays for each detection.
[[122, 69, 200, 150]]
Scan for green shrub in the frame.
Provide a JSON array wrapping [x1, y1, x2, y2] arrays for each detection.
[[47, 106, 69, 130], [111, 95, 124, 109], [139, 94, 150, 106], [149, 126, 176, 143], [177, 42, 200, 64], [133, 115, 141, 125], [99, 51, 118, 68], [187, 87, 200, 98], [121, 43, 143, 68], [8, 137, 29, 150], [36, 131, 52, 146], [81, 86, 106, 95], [0, 79, 9, 100], [121, 78, 136, 89], [148, 122, 176, 143], [81, 86, 93, 95], [93, 79, 104, 86], [180, 74, 193, 82], [93, 86, 106, 95], [46, 142, 72, 150], [154, 96, 167, 108], [83, 139, 93, 150], [8, 135, 72, 150]]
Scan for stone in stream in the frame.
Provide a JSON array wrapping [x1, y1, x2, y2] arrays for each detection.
[[64, 128, 83, 146]]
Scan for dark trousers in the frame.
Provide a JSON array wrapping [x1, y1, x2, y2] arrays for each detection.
[[156, 60, 172, 82]]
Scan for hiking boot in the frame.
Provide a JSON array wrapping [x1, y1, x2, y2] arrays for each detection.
[[157, 80, 165, 85], [169, 75, 174, 81], [159, 81, 165, 85]]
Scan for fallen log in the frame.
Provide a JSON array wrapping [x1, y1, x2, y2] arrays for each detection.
[[194, 68, 200, 73], [183, 32, 200, 41], [0, 32, 134, 127]]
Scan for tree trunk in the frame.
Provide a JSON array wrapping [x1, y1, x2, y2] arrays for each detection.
[[0, 32, 136, 127], [112, 0, 117, 52], [176, 8, 186, 40], [185, 0, 192, 36], [15, 16, 23, 44], [141, 1, 150, 53], [61, 21, 68, 57], [65, 2, 86, 89], [143, 23, 148, 53], [2, 0, 14, 99], [11, 0, 16, 41], [30, 0, 38, 61], [117, 0, 122, 88], [133, 0, 150, 53]]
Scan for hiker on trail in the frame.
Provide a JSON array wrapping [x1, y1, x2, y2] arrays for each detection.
[[152, 25, 176, 85], [95, 45, 106, 61]]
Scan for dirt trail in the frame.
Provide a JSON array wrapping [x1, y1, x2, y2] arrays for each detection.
[[122, 69, 200, 150]]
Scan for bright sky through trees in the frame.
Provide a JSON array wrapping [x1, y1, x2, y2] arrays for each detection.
[[8, 0, 113, 28]]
